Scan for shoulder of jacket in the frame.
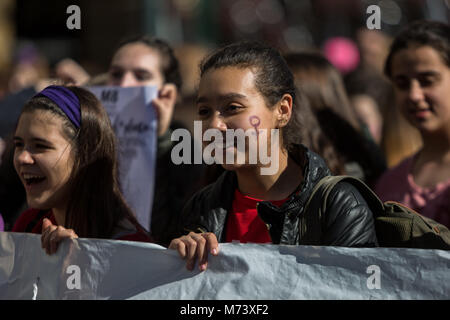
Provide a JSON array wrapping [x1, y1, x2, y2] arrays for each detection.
[[324, 181, 374, 223]]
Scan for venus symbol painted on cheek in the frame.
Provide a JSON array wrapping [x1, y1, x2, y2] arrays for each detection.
[[249, 115, 260, 136]]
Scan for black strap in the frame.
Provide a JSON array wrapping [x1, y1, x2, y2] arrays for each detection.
[[25, 210, 48, 233]]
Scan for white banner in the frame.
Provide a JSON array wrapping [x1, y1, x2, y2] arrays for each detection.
[[87, 86, 158, 231], [1, 232, 449, 300]]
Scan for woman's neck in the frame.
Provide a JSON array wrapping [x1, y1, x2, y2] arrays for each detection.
[[420, 128, 450, 161], [52, 207, 66, 226], [235, 149, 303, 200]]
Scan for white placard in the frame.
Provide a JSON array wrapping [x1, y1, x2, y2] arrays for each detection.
[[87, 86, 158, 231]]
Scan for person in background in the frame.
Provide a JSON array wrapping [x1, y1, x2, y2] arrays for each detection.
[[375, 20, 450, 228], [344, 63, 423, 168], [107, 36, 206, 246], [168, 41, 378, 271], [284, 52, 387, 187], [11, 85, 152, 254]]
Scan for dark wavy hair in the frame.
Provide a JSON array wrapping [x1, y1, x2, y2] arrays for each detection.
[[199, 41, 302, 153], [113, 35, 182, 90], [384, 20, 450, 78], [20, 86, 142, 238]]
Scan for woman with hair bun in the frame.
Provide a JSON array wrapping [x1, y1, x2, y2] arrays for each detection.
[[169, 41, 378, 271]]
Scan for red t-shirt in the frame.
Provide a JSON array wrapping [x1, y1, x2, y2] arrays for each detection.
[[12, 208, 153, 243], [225, 189, 289, 243]]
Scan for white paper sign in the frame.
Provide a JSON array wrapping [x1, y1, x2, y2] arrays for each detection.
[[87, 86, 158, 231], [1, 232, 449, 300]]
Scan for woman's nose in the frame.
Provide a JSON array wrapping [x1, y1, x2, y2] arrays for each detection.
[[119, 72, 139, 87], [16, 148, 34, 165], [208, 112, 227, 131], [408, 80, 425, 103]]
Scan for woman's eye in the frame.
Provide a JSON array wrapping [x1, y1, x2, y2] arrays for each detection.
[[227, 105, 241, 112], [135, 71, 151, 82], [109, 70, 123, 80], [419, 77, 435, 87], [35, 144, 49, 149], [198, 108, 210, 117], [394, 81, 409, 90], [14, 142, 23, 148]]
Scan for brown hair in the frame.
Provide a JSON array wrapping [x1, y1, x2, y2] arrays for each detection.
[[21, 86, 142, 238], [285, 51, 361, 131], [384, 20, 449, 78], [285, 52, 388, 183]]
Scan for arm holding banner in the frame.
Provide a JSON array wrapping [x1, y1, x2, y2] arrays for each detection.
[[41, 218, 78, 255], [169, 231, 219, 271]]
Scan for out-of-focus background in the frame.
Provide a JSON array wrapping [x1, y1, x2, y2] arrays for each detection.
[[0, 0, 449, 167]]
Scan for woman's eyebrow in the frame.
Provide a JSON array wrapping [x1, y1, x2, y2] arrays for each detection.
[[133, 68, 152, 74], [19, 137, 53, 145], [31, 138, 56, 147], [418, 71, 441, 78], [13, 136, 54, 147], [196, 93, 247, 104], [108, 65, 123, 71], [394, 70, 440, 79], [33, 137, 51, 143]]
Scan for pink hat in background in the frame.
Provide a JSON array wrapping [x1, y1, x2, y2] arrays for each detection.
[[323, 37, 360, 74]]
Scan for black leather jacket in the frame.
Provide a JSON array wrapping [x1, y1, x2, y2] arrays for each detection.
[[178, 144, 378, 247]]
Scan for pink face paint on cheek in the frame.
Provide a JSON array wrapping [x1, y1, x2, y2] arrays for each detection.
[[249, 115, 261, 136]]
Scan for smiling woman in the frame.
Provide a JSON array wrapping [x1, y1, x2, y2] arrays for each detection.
[[14, 111, 74, 219], [375, 20, 450, 228], [11, 85, 152, 254], [169, 41, 378, 272]]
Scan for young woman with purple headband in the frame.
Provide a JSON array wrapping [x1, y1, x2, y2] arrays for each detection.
[[11, 85, 152, 254]]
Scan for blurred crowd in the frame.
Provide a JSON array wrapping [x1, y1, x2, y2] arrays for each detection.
[[0, 18, 448, 251]]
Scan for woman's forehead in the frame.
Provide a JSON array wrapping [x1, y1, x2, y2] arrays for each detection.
[[112, 43, 161, 70], [392, 45, 447, 70], [17, 110, 68, 141], [199, 67, 258, 93]]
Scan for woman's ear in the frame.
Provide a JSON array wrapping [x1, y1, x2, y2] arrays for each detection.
[[276, 93, 293, 128], [153, 83, 178, 136], [161, 83, 178, 103]]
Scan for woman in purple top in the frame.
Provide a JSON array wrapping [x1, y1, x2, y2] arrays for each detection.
[[375, 20, 450, 228]]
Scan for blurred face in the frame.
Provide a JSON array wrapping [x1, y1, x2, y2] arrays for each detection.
[[196, 66, 285, 171], [13, 110, 74, 210], [391, 45, 450, 134], [108, 42, 165, 88]]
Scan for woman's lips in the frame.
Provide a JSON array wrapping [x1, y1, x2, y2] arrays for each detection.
[[21, 173, 47, 191], [410, 108, 431, 120]]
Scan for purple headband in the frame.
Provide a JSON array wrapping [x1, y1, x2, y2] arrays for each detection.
[[35, 85, 81, 128]]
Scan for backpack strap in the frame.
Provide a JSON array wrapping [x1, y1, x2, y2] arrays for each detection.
[[301, 175, 384, 244], [301, 176, 345, 244]]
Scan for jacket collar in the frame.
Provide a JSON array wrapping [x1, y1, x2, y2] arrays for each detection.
[[210, 144, 331, 212]]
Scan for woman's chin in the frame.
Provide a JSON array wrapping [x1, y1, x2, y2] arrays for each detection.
[[220, 162, 255, 172], [26, 197, 49, 210]]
